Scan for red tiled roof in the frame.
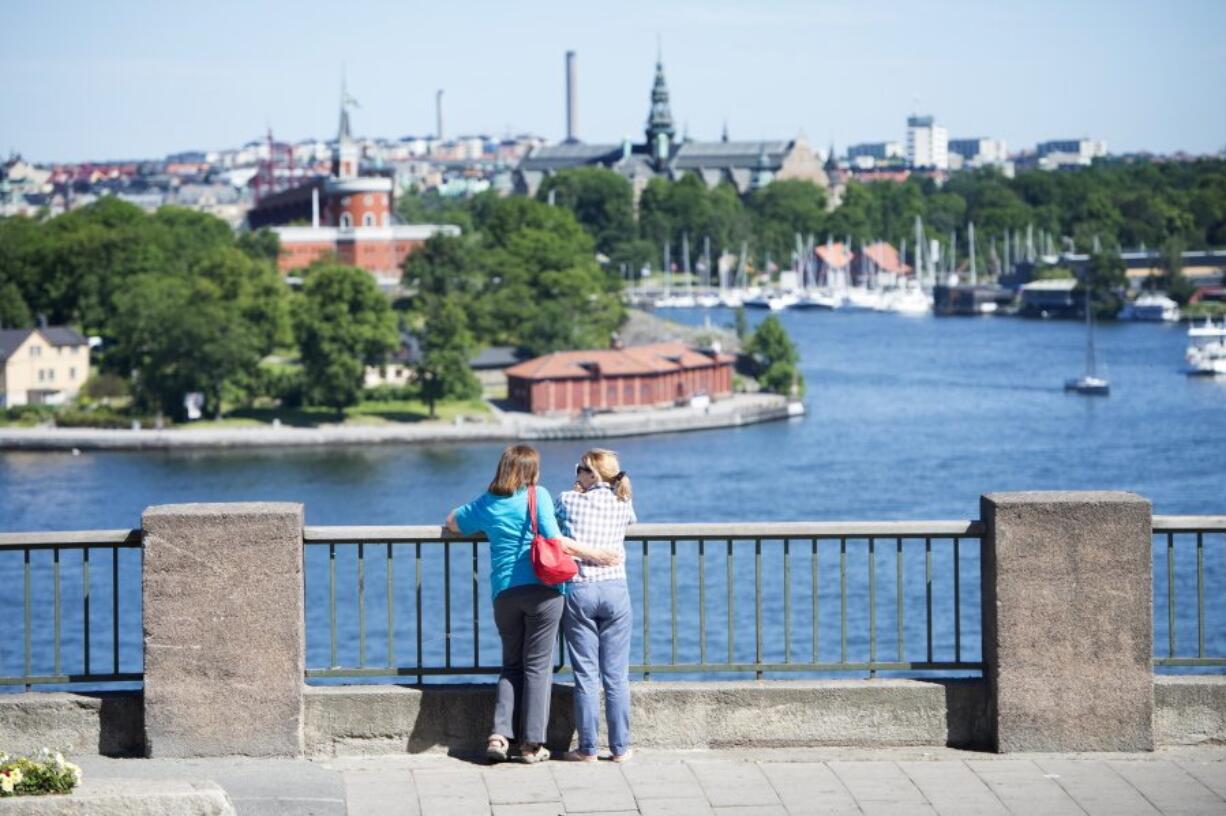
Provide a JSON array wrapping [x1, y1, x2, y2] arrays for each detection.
[[506, 341, 734, 381], [861, 241, 912, 275], [815, 243, 854, 269]]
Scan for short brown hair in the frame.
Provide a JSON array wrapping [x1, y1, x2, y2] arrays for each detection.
[[488, 444, 540, 496]]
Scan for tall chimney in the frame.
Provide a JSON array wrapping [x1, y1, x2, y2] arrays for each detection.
[[565, 50, 577, 143], [435, 89, 444, 141]]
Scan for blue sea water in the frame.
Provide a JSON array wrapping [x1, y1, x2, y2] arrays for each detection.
[[1, 309, 1223, 687]]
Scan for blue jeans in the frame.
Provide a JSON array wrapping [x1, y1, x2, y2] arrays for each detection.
[[562, 579, 632, 756]]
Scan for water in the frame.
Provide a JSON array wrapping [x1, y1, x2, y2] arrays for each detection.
[[2, 309, 1223, 687]]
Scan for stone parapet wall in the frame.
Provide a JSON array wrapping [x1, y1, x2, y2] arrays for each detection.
[[5, 677, 1223, 758]]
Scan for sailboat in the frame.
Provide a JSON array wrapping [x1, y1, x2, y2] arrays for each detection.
[[1065, 287, 1110, 396]]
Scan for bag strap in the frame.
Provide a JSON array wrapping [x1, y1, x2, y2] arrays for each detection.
[[527, 485, 539, 536]]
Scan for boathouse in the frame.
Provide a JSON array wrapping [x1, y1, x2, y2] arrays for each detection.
[[505, 341, 734, 415]]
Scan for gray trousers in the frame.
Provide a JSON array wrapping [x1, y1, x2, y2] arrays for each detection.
[[492, 583, 564, 744]]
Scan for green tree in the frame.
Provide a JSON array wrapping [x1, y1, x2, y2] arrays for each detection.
[[0, 281, 32, 328], [1080, 250, 1128, 320], [747, 180, 827, 265], [109, 274, 265, 419], [417, 295, 481, 417], [745, 315, 803, 396], [537, 167, 636, 255], [1159, 237, 1196, 303], [294, 265, 400, 414]]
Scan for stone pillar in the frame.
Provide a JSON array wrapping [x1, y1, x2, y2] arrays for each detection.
[[980, 491, 1153, 752], [142, 503, 305, 757]]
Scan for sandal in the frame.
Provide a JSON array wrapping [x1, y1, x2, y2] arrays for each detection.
[[520, 743, 551, 764], [486, 734, 509, 763]]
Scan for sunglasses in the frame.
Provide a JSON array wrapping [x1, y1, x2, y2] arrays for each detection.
[[575, 464, 594, 476]]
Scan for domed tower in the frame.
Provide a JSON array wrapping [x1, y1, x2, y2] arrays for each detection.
[[645, 49, 675, 169]]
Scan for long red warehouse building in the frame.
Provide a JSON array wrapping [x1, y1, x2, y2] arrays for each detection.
[[505, 341, 735, 415]]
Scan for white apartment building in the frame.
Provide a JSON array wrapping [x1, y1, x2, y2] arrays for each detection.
[[906, 115, 948, 170], [948, 137, 1008, 164], [1036, 138, 1108, 169]]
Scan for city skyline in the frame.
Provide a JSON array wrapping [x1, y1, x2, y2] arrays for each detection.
[[3, 0, 1225, 164]]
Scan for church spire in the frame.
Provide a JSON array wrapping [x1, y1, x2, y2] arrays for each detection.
[[645, 47, 675, 167], [332, 73, 360, 179]]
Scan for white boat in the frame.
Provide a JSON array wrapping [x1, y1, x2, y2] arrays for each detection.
[[792, 289, 841, 310], [880, 285, 932, 315], [840, 286, 881, 311], [1065, 295, 1110, 395], [695, 292, 722, 308], [1119, 292, 1180, 322], [1185, 318, 1226, 376], [744, 291, 797, 311], [718, 290, 745, 308], [654, 293, 697, 309]]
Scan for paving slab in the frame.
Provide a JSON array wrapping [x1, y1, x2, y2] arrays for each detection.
[[549, 763, 637, 813], [1172, 755, 1226, 801], [685, 761, 781, 808], [73, 756, 344, 816], [341, 762, 420, 816], [965, 758, 1086, 816], [1035, 758, 1161, 816], [636, 798, 713, 815], [1106, 759, 1226, 816], [483, 765, 562, 805], [413, 767, 491, 815], [619, 761, 704, 801], [828, 760, 936, 814], [897, 760, 1009, 816], [758, 762, 860, 816]]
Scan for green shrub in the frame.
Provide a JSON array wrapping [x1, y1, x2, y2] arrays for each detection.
[[0, 750, 81, 797], [363, 384, 417, 402], [55, 407, 135, 429]]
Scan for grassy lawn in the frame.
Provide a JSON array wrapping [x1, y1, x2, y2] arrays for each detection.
[[188, 398, 491, 429]]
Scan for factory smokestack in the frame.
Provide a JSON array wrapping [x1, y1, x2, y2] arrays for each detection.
[[435, 89, 444, 141], [565, 50, 577, 143]]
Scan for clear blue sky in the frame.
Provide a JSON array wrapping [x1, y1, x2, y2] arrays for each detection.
[[4, 0, 1225, 163]]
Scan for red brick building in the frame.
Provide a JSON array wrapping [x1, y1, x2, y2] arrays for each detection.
[[506, 342, 734, 415], [245, 94, 456, 288]]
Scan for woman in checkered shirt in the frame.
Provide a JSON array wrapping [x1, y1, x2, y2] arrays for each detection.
[[556, 448, 638, 763]]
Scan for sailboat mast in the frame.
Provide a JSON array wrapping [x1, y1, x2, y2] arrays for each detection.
[[682, 233, 692, 295], [1085, 284, 1096, 378], [968, 222, 977, 286]]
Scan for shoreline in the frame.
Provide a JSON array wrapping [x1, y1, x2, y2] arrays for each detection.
[[0, 393, 802, 452]]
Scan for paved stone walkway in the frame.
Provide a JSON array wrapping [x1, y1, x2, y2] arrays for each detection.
[[75, 747, 1226, 816]]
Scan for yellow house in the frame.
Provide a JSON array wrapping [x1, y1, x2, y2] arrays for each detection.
[[0, 327, 91, 407]]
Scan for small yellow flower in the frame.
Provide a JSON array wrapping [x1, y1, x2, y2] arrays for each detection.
[[0, 773, 13, 794], [8, 768, 21, 785]]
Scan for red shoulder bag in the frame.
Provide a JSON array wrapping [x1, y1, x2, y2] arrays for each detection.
[[528, 486, 578, 586]]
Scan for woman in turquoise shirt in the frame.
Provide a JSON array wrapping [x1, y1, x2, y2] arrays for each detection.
[[446, 444, 617, 764]]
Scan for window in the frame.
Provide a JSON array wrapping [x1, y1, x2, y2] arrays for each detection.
[[30, 345, 40, 358], [69, 367, 76, 380], [339, 212, 352, 228], [48, 369, 55, 382], [38, 369, 45, 382], [363, 212, 375, 227]]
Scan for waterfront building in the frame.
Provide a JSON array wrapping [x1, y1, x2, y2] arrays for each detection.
[[245, 90, 458, 288], [948, 137, 1009, 165], [815, 242, 855, 284], [846, 141, 905, 170], [514, 54, 827, 199], [906, 115, 948, 170], [1018, 278, 1081, 318], [505, 341, 734, 415], [1030, 138, 1108, 170], [0, 325, 90, 407]]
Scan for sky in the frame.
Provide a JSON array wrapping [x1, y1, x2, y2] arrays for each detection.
[[3, 0, 1225, 163]]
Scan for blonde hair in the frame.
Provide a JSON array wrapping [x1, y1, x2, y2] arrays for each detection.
[[581, 448, 632, 501], [489, 444, 540, 496]]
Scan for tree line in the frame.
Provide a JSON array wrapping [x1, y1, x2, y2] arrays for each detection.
[[497, 159, 1226, 278]]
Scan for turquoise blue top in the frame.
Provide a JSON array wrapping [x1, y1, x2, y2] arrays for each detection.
[[453, 486, 565, 601]]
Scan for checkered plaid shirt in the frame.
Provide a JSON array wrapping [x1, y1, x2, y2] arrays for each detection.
[[556, 483, 637, 583]]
